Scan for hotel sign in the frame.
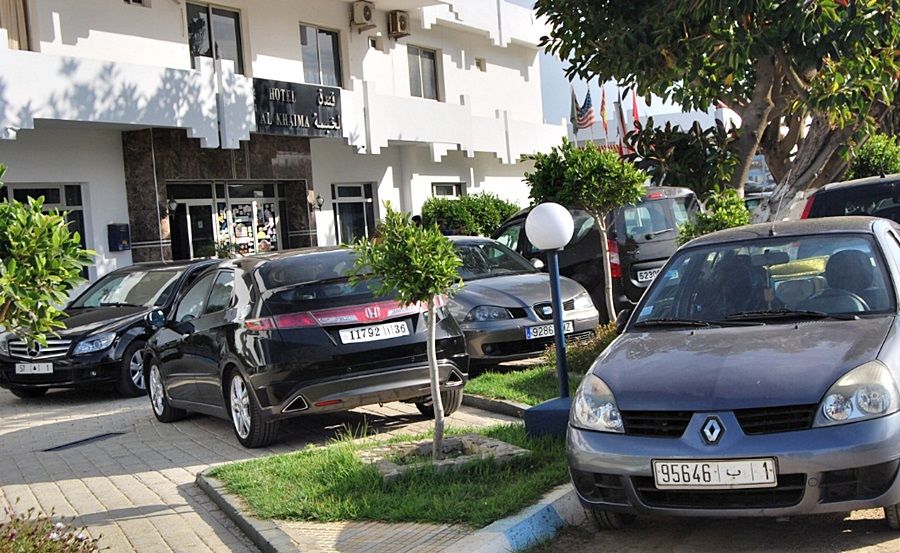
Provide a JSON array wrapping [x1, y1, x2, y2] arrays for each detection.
[[253, 78, 342, 138]]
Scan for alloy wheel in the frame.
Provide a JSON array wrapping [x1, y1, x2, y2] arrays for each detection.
[[230, 375, 252, 439], [149, 365, 165, 416], [129, 350, 145, 390]]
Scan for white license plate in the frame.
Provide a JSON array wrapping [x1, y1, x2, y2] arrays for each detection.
[[525, 320, 574, 340], [339, 321, 410, 344], [637, 268, 661, 282], [653, 458, 777, 490], [15, 363, 53, 375]]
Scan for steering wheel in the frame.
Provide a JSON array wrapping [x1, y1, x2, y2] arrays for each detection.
[[801, 288, 869, 313]]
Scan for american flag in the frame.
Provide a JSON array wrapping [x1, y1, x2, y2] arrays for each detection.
[[576, 91, 595, 129]]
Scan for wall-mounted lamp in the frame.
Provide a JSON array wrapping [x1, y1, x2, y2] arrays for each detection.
[[311, 194, 325, 211], [161, 199, 179, 216]]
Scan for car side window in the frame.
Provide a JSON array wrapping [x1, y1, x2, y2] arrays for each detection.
[[495, 223, 522, 252], [174, 272, 216, 322], [205, 272, 235, 314]]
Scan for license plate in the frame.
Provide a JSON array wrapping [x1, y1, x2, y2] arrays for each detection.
[[652, 458, 777, 490], [15, 363, 53, 375], [637, 268, 661, 282], [525, 320, 574, 340], [339, 321, 410, 344]]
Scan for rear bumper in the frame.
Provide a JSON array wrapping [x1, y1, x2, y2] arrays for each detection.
[[255, 359, 469, 421]]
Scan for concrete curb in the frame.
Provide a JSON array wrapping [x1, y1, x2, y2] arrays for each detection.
[[462, 394, 530, 419], [196, 468, 297, 553], [443, 484, 585, 553]]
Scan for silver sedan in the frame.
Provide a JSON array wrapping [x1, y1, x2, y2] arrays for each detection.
[[447, 237, 600, 367]]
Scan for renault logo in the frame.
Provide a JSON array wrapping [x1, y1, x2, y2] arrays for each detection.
[[701, 416, 724, 445], [364, 306, 381, 320], [27, 343, 42, 359]]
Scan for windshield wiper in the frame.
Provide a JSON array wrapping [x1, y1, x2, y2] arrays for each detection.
[[633, 318, 712, 328], [725, 309, 858, 321], [99, 302, 141, 308]]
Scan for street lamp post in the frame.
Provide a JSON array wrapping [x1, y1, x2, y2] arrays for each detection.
[[523, 203, 574, 436]]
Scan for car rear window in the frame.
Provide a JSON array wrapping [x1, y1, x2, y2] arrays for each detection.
[[810, 183, 900, 222], [616, 196, 696, 243]]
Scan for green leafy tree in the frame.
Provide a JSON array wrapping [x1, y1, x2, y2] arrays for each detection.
[[846, 133, 900, 179], [421, 193, 519, 236], [677, 188, 751, 245], [536, 0, 900, 221], [347, 203, 462, 459], [624, 118, 738, 198], [525, 140, 645, 319], [0, 165, 93, 343]]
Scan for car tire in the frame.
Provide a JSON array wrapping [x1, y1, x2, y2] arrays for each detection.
[[590, 508, 636, 530], [228, 371, 279, 448], [8, 387, 48, 399], [116, 340, 147, 397], [884, 505, 900, 530], [415, 388, 464, 418], [147, 362, 187, 423]]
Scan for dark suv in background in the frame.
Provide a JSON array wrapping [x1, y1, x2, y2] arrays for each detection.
[[493, 187, 698, 321], [802, 173, 900, 222]]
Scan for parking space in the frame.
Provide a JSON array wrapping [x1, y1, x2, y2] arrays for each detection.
[[0, 388, 516, 552]]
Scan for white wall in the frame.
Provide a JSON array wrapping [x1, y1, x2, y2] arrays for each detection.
[[0, 124, 132, 280]]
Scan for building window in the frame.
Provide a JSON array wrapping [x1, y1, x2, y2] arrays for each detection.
[[300, 24, 342, 88], [432, 182, 464, 198], [186, 3, 244, 74], [331, 183, 375, 244], [123, 0, 149, 6], [408, 45, 438, 100], [0, 0, 30, 50]]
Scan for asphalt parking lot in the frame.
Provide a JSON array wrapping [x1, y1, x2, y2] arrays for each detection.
[[0, 387, 514, 552]]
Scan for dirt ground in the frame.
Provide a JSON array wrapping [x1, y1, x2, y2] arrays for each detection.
[[531, 509, 900, 553]]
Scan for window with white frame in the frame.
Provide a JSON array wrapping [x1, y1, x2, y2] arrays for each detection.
[[300, 24, 342, 88], [432, 182, 464, 198], [186, 3, 244, 74], [331, 184, 376, 244], [408, 45, 438, 100]]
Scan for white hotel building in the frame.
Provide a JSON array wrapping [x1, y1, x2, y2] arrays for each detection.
[[0, 0, 565, 279]]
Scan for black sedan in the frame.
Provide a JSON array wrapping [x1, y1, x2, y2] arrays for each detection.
[[143, 248, 469, 448], [0, 260, 217, 398]]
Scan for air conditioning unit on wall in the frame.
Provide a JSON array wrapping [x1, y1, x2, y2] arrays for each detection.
[[352, 1, 376, 33], [388, 10, 411, 39]]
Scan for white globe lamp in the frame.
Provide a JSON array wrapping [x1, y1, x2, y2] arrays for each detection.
[[525, 202, 574, 251]]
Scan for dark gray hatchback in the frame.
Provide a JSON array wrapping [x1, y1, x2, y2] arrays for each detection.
[[569, 217, 900, 530]]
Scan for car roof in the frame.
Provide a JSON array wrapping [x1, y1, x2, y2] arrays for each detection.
[[113, 259, 218, 273], [505, 186, 697, 220], [685, 216, 882, 248], [819, 173, 900, 193]]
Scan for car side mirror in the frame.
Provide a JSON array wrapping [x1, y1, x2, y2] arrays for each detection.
[[531, 258, 546, 270], [615, 309, 631, 335], [146, 309, 166, 330], [174, 320, 196, 335]]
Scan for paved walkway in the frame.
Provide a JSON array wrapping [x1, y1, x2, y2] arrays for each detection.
[[0, 387, 517, 552]]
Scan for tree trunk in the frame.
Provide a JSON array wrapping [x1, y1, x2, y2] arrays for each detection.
[[728, 55, 777, 195], [596, 216, 616, 322], [427, 298, 445, 461]]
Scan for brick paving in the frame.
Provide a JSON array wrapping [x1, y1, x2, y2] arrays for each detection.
[[0, 387, 517, 552]]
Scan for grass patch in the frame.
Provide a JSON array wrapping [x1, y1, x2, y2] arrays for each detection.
[[466, 325, 617, 406], [466, 365, 582, 406], [210, 424, 566, 528]]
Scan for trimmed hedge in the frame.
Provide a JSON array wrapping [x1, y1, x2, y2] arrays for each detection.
[[421, 193, 519, 236]]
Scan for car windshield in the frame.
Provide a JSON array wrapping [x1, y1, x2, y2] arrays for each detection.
[[70, 269, 183, 308], [454, 241, 537, 281], [635, 233, 895, 325]]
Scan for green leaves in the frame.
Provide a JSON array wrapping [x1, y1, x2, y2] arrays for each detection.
[[846, 133, 900, 179], [0, 164, 94, 344], [421, 193, 520, 237], [677, 187, 750, 244], [525, 139, 646, 216], [346, 203, 462, 306]]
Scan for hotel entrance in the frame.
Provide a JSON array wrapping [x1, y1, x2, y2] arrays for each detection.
[[168, 180, 301, 259]]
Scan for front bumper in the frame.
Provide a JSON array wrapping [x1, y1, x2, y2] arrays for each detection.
[[461, 308, 600, 363], [0, 351, 121, 390], [567, 410, 900, 517]]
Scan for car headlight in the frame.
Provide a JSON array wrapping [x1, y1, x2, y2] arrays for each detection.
[[571, 373, 624, 433], [0, 333, 10, 357], [814, 361, 900, 427], [73, 332, 117, 355], [573, 291, 594, 310], [464, 306, 513, 322]]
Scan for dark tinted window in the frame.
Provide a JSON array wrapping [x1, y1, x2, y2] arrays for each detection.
[[71, 270, 183, 308], [810, 183, 900, 222], [258, 250, 356, 289], [175, 272, 216, 322], [205, 272, 234, 314]]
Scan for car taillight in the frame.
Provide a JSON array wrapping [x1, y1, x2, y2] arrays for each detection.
[[607, 238, 622, 279], [800, 193, 816, 219], [243, 298, 435, 331], [645, 192, 664, 200], [244, 312, 318, 331]]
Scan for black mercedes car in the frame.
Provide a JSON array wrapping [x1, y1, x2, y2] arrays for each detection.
[[143, 248, 469, 448], [0, 260, 217, 399]]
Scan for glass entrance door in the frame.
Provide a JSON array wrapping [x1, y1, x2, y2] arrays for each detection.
[[187, 204, 215, 258]]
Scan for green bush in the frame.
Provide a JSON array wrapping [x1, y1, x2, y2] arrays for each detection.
[[0, 504, 100, 552], [546, 324, 617, 375], [677, 187, 750, 245], [421, 193, 519, 236], [847, 133, 900, 179]]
